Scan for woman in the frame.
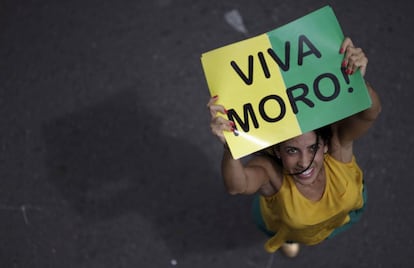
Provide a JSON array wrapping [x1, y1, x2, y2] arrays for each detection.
[[207, 37, 381, 257]]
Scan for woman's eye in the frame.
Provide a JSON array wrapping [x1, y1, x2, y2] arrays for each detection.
[[310, 144, 320, 152], [286, 148, 297, 154]]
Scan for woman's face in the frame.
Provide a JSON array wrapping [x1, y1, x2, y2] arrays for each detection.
[[276, 131, 327, 186]]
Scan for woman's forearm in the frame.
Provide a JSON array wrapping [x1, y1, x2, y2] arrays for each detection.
[[360, 82, 382, 121], [221, 147, 249, 195]]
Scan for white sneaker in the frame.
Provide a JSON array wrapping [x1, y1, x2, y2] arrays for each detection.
[[281, 242, 300, 258]]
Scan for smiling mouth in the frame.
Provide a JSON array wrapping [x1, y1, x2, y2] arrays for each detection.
[[296, 167, 314, 179]]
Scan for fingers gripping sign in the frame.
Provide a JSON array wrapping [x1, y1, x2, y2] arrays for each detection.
[[340, 37, 368, 77], [208, 95, 236, 144]]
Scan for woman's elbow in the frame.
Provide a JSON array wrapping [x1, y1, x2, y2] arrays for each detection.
[[225, 184, 247, 195], [364, 101, 381, 121]]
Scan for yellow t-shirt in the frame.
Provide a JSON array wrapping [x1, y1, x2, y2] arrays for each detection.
[[259, 154, 364, 253]]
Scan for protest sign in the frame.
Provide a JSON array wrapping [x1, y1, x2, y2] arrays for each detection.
[[201, 6, 372, 159]]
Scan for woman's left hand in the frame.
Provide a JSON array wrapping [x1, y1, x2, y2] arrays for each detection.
[[340, 37, 368, 77]]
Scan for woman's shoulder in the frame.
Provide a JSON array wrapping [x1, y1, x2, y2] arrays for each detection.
[[248, 153, 284, 195], [324, 153, 355, 165]]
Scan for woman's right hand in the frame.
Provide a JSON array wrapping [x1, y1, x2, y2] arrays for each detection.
[[207, 95, 235, 144]]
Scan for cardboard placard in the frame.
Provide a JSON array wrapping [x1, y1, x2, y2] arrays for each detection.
[[201, 6, 371, 159]]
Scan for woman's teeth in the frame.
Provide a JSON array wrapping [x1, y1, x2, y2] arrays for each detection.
[[299, 167, 313, 177], [302, 169, 312, 175]]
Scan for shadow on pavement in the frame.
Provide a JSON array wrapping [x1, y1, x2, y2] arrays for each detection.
[[42, 89, 261, 257]]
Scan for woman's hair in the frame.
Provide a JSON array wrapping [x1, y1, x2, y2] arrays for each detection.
[[257, 125, 332, 163], [313, 125, 332, 145]]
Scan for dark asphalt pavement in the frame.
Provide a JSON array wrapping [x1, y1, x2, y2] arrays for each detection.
[[1, 0, 413, 267]]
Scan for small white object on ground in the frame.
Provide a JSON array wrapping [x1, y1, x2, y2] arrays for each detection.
[[224, 9, 248, 34]]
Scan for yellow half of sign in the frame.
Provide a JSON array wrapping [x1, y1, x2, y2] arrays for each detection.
[[201, 34, 302, 159]]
